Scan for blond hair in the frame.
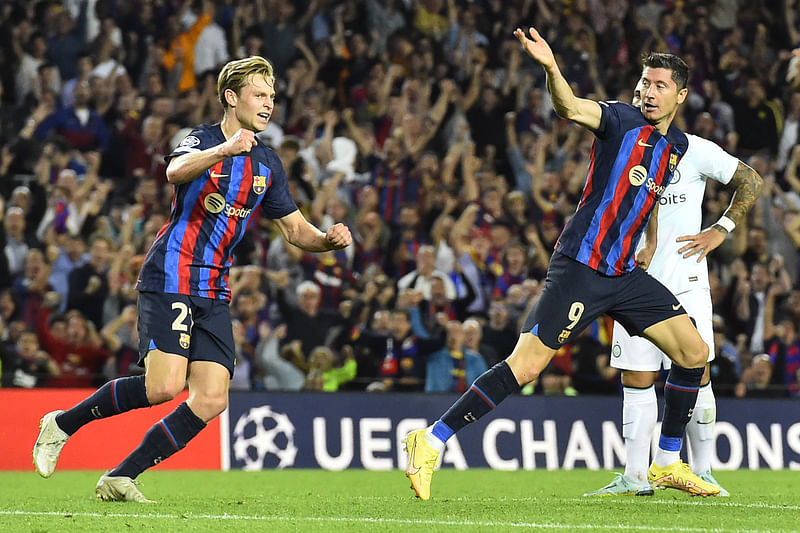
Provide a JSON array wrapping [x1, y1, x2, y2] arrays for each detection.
[[217, 56, 274, 109]]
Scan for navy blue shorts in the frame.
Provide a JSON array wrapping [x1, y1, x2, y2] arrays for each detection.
[[522, 253, 685, 349], [136, 291, 235, 376]]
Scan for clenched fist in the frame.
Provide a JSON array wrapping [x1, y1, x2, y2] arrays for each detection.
[[219, 129, 258, 158], [325, 223, 352, 249]]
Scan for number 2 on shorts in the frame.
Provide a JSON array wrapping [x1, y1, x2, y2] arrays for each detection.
[[171, 302, 193, 331]]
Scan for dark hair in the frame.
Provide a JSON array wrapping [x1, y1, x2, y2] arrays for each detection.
[[641, 53, 689, 91]]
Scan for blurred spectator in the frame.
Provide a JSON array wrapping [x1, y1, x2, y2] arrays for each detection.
[[229, 319, 256, 392], [1, 206, 37, 281], [257, 324, 306, 392], [709, 315, 744, 397], [763, 284, 800, 397], [425, 320, 487, 393], [0, 329, 59, 387], [735, 353, 785, 399], [274, 279, 347, 355], [99, 303, 139, 380], [66, 234, 111, 329], [397, 244, 456, 301], [461, 318, 493, 370], [304, 345, 357, 392], [481, 302, 518, 367], [34, 80, 109, 151], [36, 294, 112, 388], [192, 1, 229, 78]]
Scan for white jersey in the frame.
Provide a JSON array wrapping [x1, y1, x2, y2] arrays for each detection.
[[643, 134, 739, 295]]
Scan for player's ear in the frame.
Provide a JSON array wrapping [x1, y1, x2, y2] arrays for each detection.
[[224, 88, 238, 108], [676, 87, 688, 105]]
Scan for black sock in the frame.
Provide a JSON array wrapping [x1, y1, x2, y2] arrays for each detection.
[[661, 365, 704, 440], [109, 402, 206, 479], [56, 375, 150, 436], [435, 362, 520, 441]]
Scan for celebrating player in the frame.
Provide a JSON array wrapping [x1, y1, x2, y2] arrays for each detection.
[[403, 27, 719, 500], [584, 82, 762, 497], [33, 56, 351, 502]]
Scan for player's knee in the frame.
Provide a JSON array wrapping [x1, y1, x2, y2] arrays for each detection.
[[506, 355, 547, 385], [190, 393, 228, 421], [673, 340, 708, 369], [621, 370, 657, 388], [145, 377, 185, 405], [506, 334, 554, 385], [687, 340, 709, 368]]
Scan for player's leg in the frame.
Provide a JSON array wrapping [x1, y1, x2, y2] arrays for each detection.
[[94, 349, 191, 503], [404, 332, 551, 500], [96, 294, 222, 502], [405, 253, 605, 500], [679, 291, 728, 495], [585, 323, 660, 497], [641, 316, 719, 495], [33, 293, 179, 478], [611, 272, 717, 496]]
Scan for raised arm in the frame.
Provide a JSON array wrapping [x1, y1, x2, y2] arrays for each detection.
[[166, 129, 257, 184], [513, 27, 602, 130]]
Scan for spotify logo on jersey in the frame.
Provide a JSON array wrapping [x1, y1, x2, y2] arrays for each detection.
[[628, 165, 647, 186], [204, 193, 226, 214]]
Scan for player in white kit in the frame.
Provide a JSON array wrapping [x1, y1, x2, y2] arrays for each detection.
[[585, 84, 763, 497]]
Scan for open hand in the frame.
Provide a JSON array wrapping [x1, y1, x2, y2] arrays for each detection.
[[676, 227, 726, 262], [513, 27, 556, 70]]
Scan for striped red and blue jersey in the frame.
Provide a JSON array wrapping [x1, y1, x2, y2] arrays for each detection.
[[136, 124, 297, 300], [555, 101, 688, 276]]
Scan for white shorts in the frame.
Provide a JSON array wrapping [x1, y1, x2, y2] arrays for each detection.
[[610, 288, 715, 371]]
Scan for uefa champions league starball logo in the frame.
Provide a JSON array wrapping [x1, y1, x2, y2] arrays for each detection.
[[232, 406, 298, 470]]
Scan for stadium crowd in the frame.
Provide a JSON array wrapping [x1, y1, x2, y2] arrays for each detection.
[[0, 0, 798, 398]]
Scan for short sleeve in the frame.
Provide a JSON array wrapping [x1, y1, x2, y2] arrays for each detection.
[[685, 134, 739, 186], [165, 128, 209, 163], [592, 100, 622, 139], [260, 149, 298, 219]]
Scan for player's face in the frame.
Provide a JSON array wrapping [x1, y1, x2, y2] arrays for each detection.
[[638, 67, 687, 130], [234, 74, 275, 132], [632, 80, 644, 107]]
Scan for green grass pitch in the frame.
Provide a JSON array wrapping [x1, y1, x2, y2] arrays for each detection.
[[1, 470, 798, 532]]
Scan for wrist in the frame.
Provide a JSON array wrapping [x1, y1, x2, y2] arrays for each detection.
[[715, 215, 736, 233]]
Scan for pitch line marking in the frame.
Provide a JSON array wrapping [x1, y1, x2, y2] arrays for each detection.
[[0, 510, 784, 532]]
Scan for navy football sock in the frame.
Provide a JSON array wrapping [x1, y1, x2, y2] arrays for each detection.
[[659, 365, 704, 449], [110, 402, 206, 479], [56, 375, 150, 436], [434, 362, 520, 441]]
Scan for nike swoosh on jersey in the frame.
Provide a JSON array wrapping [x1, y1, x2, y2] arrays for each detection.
[[672, 304, 682, 311], [210, 171, 229, 179], [637, 139, 653, 148]]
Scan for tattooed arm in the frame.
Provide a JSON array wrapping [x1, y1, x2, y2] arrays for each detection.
[[676, 161, 763, 262], [715, 161, 764, 229]]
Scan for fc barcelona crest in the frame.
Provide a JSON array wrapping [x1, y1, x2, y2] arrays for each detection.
[[253, 175, 267, 194], [557, 329, 572, 344], [179, 333, 191, 349], [668, 153, 678, 172]]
